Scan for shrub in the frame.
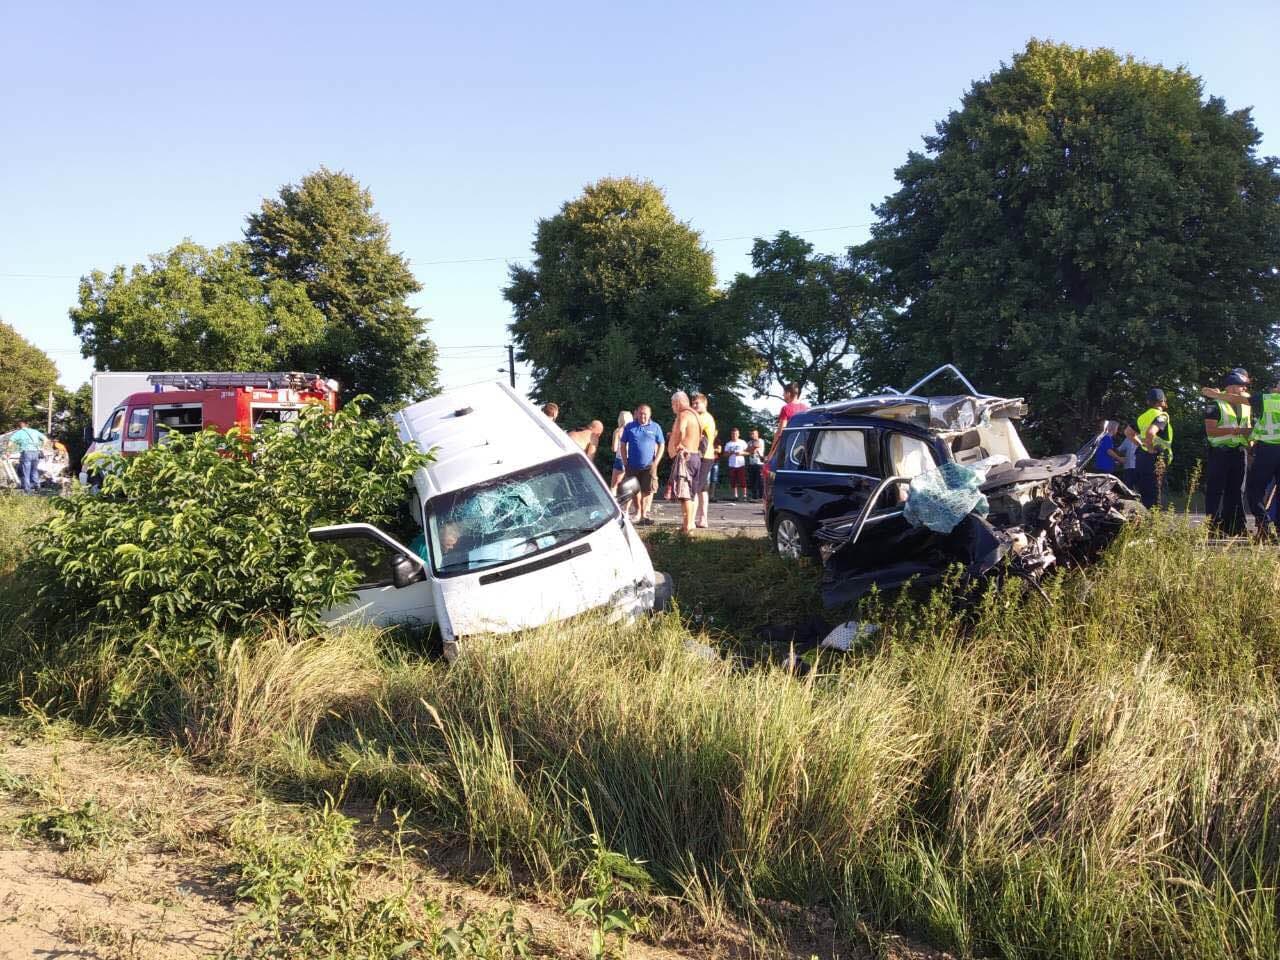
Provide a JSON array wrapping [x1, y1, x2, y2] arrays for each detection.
[[23, 400, 429, 645]]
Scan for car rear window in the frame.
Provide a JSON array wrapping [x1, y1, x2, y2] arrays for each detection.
[[811, 430, 872, 473]]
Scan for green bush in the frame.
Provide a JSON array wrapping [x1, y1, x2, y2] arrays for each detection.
[[23, 400, 429, 645]]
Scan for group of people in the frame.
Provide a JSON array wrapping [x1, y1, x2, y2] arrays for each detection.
[[1092, 368, 1280, 538], [543, 382, 812, 535]]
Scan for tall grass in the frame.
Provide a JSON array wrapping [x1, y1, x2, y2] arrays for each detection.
[[6, 494, 1280, 957]]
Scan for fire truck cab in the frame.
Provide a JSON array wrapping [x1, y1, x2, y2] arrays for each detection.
[[81, 371, 339, 484]]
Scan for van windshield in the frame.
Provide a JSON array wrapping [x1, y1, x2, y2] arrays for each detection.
[[426, 454, 617, 577]]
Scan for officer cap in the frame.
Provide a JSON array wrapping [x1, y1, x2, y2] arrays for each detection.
[[1231, 367, 1251, 383], [1147, 388, 1166, 403], [1223, 371, 1249, 387]]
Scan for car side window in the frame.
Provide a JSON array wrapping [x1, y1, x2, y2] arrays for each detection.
[[320, 534, 396, 590], [811, 429, 878, 475], [887, 432, 936, 479], [785, 430, 810, 469], [102, 407, 125, 443], [126, 408, 151, 441]]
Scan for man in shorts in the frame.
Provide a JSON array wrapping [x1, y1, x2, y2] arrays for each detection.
[[620, 404, 664, 525], [691, 393, 717, 528], [667, 391, 703, 534]]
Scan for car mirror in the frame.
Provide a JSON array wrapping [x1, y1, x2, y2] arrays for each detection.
[[82, 426, 93, 445], [617, 476, 641, 504], [391, 553, 425, 589]]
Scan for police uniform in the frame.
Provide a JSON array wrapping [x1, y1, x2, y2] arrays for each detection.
[[1135, 401, 1172, 509], [1247, 391, 1280, 535], [1203, 396, 1250, 535]]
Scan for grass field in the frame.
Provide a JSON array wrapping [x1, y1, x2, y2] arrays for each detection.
[[4, 489, 1280, 958]]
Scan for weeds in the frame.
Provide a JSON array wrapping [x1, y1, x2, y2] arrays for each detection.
[[12, 493, 1280, 956], [17, 797, 118, 851], [227, 796, 432, 959], [567, 829, 652, 959]]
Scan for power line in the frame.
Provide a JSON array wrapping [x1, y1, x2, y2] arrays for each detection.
[[0, 221, 876, 280]]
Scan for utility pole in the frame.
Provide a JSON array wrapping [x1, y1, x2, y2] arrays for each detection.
[[506, 344, 516, 389], [47, 390, 53, 434]]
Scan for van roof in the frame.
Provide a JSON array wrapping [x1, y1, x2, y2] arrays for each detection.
[[394, 382, 579, 502]]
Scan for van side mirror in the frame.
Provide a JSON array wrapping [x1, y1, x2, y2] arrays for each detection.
[[617, 476, 641, 504], [391, 552, 426, 589]]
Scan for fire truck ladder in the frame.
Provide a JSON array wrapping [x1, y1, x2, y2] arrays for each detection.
[[146, 372, 327, 391]]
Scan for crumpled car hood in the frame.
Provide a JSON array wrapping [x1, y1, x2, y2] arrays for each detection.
[[819, 468, 1142, 607]]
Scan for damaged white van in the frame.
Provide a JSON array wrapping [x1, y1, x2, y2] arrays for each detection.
[[310, 382, 667, 657]]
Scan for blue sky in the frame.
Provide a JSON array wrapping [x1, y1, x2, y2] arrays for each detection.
[[2, 0, 1276, 401]]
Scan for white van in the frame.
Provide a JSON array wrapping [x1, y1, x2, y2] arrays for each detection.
[[311, 382, 667, 657]]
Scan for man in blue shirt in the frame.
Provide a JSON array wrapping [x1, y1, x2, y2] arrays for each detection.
[[6, 420, 47, 493], [1092, 421, 1121, 473], [620, 404, 664, 525]]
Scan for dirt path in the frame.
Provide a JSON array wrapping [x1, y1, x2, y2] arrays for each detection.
[[0, 719, 952, 959]]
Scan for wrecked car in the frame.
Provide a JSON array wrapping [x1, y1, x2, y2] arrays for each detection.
[[763, 365, 1143, 604], [309, 381, 670, 658]]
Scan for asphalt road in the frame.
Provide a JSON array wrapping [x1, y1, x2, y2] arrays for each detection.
[[644, 494, 768, 537]]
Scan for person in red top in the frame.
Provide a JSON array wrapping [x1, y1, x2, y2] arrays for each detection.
[[763, 383, 809, 496]]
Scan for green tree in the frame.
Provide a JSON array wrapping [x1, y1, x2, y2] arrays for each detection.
[[70, 241, 324, 372], [0, 320, 59, 429], [723, 231, 888, 404], [245, 168, 439, 410], [505, 177, 741, 417], [859, 40, 1280, 448]]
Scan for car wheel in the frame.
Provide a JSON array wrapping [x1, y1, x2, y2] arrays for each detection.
[[772, 512, 816, 560]]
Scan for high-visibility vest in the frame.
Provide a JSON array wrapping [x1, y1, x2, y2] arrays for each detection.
[[1137, 406, 1173, 459], [1254, 394, 1280, 445], [1206, 399, 1251, 448]]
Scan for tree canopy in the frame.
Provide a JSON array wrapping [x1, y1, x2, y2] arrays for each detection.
[[245, 168, 439, 410], [723, 231, 888, 405], [70, 241, 324, 373], [505, 177, 743, 427], [858, 40, 1280, 447], [0, 320, 59, 429]]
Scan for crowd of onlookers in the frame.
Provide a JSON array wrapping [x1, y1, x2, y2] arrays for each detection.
[[545, 383, 810, 534]]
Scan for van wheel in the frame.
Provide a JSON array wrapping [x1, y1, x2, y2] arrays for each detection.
[[773, 512, 816, 560]]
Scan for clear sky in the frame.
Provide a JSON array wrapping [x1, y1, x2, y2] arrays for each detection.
[[2, 0, 1276, 403]]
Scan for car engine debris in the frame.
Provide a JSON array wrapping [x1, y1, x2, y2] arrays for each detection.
[[818, 459, 1143, 607]]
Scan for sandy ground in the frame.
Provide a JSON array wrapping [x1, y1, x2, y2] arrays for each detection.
[[0, 719, 952, 960]]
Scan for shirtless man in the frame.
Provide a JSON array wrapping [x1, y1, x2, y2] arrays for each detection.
[[568, 420, 604, 459], [666, 391, 703, 533]]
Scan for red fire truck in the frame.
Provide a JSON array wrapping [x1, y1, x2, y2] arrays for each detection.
[[81, 372, 339, 483]]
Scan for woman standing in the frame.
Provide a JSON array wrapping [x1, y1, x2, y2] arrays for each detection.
[[610, 410, 633, 495]]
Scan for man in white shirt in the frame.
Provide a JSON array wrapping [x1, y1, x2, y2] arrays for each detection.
[[722, 428, 749, 501]]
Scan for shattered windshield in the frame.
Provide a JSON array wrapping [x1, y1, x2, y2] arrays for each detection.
[[425, 454, 617, 577]]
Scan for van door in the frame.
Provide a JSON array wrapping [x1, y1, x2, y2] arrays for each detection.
[[122, 407, 152, 453], [309, 523, 436, 628]]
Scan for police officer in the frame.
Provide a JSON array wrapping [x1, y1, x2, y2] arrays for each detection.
[[1200, 371, 1252, 535], [1245, 373, 1280, 539], [1135, 389, 1173, 508]]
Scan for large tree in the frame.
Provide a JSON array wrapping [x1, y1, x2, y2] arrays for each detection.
[[505, 177, 742, 424], [245, 168, 439, 409], [859, 40, 1280, 447], [71, 241, 324, 372], [723, 231, 888, 405], [0, 320, 59, 429]]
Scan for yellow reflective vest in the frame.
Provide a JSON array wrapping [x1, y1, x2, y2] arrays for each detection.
[[1137, 406, 1173, 460], [1206, 399, 1251, 448]]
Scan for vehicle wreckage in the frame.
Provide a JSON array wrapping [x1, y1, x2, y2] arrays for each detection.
[[764, 366, 1144, 605]]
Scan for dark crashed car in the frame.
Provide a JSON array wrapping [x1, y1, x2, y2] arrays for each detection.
[[764, 366, 1143, 605]]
